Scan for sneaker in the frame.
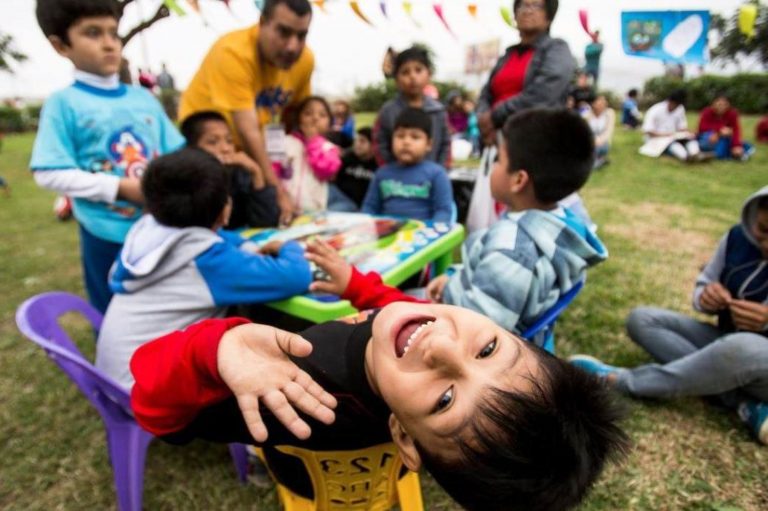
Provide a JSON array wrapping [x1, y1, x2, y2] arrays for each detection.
[[568, 354, 621, 379], [738, 401, 768, 445]]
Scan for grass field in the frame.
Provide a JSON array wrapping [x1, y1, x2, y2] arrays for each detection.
[[1, 115, 767, 510]]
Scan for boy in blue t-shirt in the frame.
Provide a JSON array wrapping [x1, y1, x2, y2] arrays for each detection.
[[30, 0, 185, 313], [361, 108, 453, 223]]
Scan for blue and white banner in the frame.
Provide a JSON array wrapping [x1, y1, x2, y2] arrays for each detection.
[[621, 10, 710, 64]]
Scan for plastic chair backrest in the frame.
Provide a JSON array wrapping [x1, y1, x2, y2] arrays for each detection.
[[260, 443, 423, 511], [15, 292, 133, 419], [520, 279, 584, 353]]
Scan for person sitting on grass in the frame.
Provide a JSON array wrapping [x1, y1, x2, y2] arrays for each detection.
[[570, 186, 768, 445], [757, 115, 768, 144], [362, 108, 454, 223], [342, 109, 607, 341], [697, 93, 754, 161], [621, 88, 642, 129], [583, 94, 615, 169], [181, 110, 280, 228], [640, 89, 707, 163], [95, 148, 311, 388], [131, 302, 629, 511]]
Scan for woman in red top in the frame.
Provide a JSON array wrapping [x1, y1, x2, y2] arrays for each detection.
[[697, 93, 753, 160], [476, 0, 574, 145]]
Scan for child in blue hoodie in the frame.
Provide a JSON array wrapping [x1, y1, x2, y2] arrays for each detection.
[[96, 148, 311, 388]]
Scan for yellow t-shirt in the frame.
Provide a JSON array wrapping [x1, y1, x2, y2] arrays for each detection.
[[179, 24, 314, 147]]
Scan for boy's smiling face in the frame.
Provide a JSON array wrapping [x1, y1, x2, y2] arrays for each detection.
[[365, 302, 540, 467], [50, 16, 122, 77]]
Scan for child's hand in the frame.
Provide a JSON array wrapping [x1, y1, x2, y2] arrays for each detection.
[[426, 274, 449, 303], [217, 323, 338, 442], [700, 282, 732, 312], [224, 152, 266, 189], [259, 240, 284, 256], [729, 300, 768, 332], [117, 177, 144, 204], [305, 239, 352, 296]]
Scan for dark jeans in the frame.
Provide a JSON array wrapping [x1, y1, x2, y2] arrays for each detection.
[[78, 224, 122, 314]]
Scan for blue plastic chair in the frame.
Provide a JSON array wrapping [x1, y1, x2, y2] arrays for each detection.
[[15, 291, 250, 511], [520, 280, 585, 354]]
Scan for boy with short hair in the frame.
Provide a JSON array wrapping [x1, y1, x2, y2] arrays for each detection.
[[571, 187, 768, 445], [362, 108, 454, 223], [180, 110, 280, 228], [315, 109, 606, 339], [30, 0, 185, 313], [95, 148, 311, 388], [373, 46, 451, 167], [333, 127, 378, 208], [131, 302, 629, 511]]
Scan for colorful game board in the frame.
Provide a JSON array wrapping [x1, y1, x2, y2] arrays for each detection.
[[241, 212, 465, 323]]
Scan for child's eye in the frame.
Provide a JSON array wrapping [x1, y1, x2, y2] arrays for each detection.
[[433, 387, 454, 413], [477, 339, 497, 359]]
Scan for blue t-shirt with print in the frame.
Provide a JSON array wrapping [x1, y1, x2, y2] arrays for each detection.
[[361, 160, 453, 222], [30, 82, 185, 243]]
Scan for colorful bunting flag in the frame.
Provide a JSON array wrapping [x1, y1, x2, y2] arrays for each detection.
[[312, 0, 327, 13], [254, 0, 265, 11], [163, 0, 186, 16], [467, 3, 477, 19], [500, 6, 514, 28], [739, 4, 758, 39], [380, 0, 388, 19], [403, 1, 420, 27], [350, 1, 374, 25], [186, 0, 199, 12], [433, 3, 456, 38]]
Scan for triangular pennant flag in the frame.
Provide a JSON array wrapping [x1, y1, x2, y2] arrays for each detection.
[[350, 1, 374, 25], [433, 3, 456, 38], [467, 3, 477, 19], [579, 9, 593, 38], [500, 6, 515, 28], [164, 0, 186, 16], [254, 0, 265, 11], [380, 0, 388, 19], [739, 4, 758, 39], [186, 0, 199, 13], [403, 1, 420, 27], [312, 0, 328, 13]]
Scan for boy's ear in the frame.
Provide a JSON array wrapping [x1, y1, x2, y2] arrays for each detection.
[[388, 414, 422, 471], [508, 169, 530, 194], [47, 35, 69, 55]]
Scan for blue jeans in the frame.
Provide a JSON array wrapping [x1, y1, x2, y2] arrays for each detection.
[[697, 132, 755, 160], [618, 307, 768, 407], [78, 224, 122, 314]]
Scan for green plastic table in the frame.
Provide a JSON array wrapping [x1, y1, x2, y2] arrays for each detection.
[[266, 222, 465, 323]]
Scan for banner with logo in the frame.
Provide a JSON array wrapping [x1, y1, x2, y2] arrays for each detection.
[[621, 10, 710, 64]]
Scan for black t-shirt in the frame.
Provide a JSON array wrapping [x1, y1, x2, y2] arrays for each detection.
[[162, 316, 392, 497], [335, 152, 378, 208]]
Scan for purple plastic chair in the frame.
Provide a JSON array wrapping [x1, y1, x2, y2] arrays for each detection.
[[15, 292, 250, 511], [521, 279, 585, 354]]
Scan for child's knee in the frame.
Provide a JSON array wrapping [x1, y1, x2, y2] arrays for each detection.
[[719, 333, 768, 366]]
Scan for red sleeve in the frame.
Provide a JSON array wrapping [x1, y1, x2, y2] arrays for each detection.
[[342, 267, 428, 310], [698, 107, 716, 135], [130, 317, 251, 436], [728, 109, 742, 148]]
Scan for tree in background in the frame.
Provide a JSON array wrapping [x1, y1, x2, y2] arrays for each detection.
[[0, 32, 27, 73], [711, 1, 768, 69], [113, 0, 231, 45]]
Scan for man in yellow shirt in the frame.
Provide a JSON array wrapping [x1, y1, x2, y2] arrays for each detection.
[[180, 0, 314, 224]]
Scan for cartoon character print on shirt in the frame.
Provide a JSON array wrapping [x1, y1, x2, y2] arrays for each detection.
[[256, 86, 294, 120], [103, 125, 155, 217]]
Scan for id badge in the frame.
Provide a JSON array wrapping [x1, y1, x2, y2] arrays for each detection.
[[265, 123, 287, 162]]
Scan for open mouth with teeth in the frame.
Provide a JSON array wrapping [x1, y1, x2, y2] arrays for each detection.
[[394, 317, 435, 358]]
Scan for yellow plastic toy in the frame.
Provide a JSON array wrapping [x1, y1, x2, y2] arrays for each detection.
[[254, 443, 423, 511]]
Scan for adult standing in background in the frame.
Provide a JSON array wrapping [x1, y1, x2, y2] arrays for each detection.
[[180, 0, 314, 225], [584, 30, 603, 86], [476, 0, 574, 144]]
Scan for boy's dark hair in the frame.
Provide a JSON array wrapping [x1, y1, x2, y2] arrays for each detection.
[[286, 95, 333, 135], [36, 0, 118, 43], [180, 111, 228, 146], [394, 46, 433, 75], [668, 89, 687, 106], [393, 108, 432, 139], [757, 195, 768, 212], [628, 88, 638, 98], [356, 127, 373, 142], [262, 0, 312, 20], [502, 109, 594, 203], [416, 343, 629, 511], [514, 0, 559, 21], [142, 148, 230, 229]]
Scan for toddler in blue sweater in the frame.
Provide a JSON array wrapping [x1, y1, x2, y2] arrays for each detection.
[[362, 108, 454, 223]]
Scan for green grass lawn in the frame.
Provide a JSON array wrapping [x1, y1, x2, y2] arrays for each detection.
[[1, 116, 767, 510]]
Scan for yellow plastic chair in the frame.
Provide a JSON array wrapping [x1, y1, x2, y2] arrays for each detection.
[[255, 443, 423, 511]]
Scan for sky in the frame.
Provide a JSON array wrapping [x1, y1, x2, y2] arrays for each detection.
[[0, 0, 752, 102]]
